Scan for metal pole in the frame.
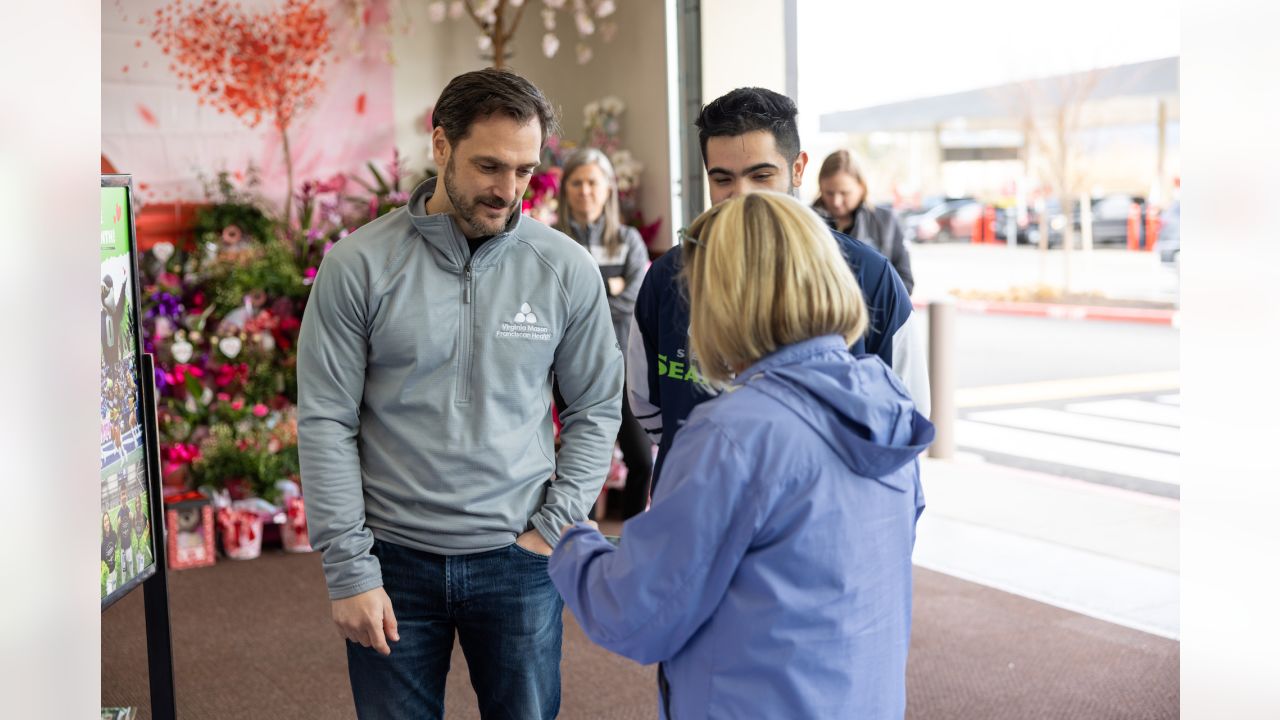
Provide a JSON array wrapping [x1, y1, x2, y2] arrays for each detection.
[[928, 300, 955, 459], [140, 354, 178, 720]]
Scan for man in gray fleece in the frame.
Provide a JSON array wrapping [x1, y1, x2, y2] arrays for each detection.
[[297, 68, 623, 720]]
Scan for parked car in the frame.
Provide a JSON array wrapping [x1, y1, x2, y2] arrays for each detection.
[[1023, 194, 1147, 247], [912, 199, 983, 243], [1086, 194, 1142, 245], [1155, 201, 1180, 268], [993, 205, 1032, 243], [901, 196, 972, 242]]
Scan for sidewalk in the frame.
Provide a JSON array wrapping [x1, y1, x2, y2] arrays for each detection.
[[909, 243, 1180, 310], [914, 452, 1180, 639]]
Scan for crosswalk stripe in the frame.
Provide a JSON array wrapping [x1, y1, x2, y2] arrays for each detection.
[[966, 407, 1180, 453], [956, 420, 1180, 486], [955, 372, 1180, 408], [1065, 399, 1180, 427]]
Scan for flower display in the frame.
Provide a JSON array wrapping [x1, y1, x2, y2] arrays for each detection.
[[141, 155, 418, 507]]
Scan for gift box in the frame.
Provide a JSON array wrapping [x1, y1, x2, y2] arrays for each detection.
[[281, 495, 313, 553], [217, 505, 264, 560], [163, 489, 216, 571]]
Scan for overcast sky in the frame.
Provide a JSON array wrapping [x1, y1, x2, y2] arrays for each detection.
[[796, 0, 1180, 116]]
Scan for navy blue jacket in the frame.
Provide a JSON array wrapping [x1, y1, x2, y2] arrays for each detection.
[[627, 228, 915, 488]]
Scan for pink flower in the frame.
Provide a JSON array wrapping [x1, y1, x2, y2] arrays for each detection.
[[231, 399, 244, 411], [252, 404, 269, 417]]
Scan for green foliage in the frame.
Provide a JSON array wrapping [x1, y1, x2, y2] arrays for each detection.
[[194, 170, 277, 247], [206, 241, 308, 311]]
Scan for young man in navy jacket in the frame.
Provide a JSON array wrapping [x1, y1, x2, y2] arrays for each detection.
[[628, 87, 930, 488]]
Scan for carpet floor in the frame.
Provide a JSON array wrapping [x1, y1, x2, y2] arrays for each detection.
[[103, 547, 1178, 719]]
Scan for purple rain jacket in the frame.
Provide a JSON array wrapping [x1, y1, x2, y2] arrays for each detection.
[[550, 335, 934, 719]]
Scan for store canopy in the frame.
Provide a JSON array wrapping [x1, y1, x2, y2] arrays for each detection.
[[819, 56, 1178, 134]]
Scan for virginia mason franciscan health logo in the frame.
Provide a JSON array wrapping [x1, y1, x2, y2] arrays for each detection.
[[496, 302, 552, 342]]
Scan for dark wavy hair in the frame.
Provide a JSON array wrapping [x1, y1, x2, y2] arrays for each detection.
[[695, 87, 801, 166], [432, 68, 559, 148]]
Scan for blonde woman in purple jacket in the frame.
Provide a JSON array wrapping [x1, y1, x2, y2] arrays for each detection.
[[551, 192, 934, 719]]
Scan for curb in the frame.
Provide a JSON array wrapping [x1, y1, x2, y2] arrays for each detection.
[[914, 299, 1179, 326]]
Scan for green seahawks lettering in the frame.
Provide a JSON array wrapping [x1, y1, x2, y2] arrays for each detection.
[[656, 353, 702, 383]]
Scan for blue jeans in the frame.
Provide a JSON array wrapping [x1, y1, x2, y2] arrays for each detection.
[[346, 538, 564, 720]]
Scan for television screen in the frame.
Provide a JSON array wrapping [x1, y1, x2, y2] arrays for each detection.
[[101, 176, 157, 609]]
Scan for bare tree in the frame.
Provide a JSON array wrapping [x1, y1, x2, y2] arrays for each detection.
[[1017, 69, 1100, 291]]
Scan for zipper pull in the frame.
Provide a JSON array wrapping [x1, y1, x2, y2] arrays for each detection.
[[464, 263, 472, 304]]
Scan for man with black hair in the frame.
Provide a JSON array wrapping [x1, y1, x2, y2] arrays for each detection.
[[629, 86, 930, 488], [298, 68, 622, 719]]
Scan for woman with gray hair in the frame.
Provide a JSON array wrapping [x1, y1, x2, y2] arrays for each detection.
[[555, 147, 652, 518]]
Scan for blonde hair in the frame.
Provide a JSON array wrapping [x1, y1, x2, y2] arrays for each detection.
[[681, 192, 867, 386], [817, 149, 869, 210]]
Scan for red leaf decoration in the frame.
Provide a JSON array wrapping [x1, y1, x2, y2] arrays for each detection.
[[151, 0, 331, 134], [355, 92, 366, 115], [137, 103, 159, 127]]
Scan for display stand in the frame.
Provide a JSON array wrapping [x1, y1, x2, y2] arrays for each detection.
[[101, 173, 176, 719], [139, 353, 177, 720]]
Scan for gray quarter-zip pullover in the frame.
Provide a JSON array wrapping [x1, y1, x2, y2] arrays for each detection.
[[298, 177, 623, 600]]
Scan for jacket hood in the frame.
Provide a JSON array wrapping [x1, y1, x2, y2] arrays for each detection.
[[405, 177, 523, 271], [735, 335, 934, 490]]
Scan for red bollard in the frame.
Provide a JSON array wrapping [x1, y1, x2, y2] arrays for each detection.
[[984, 206, 996, 245], [970, 210, 983, 244], [1126, 202, 1141, 251], [1145, 205, 1161, 251]]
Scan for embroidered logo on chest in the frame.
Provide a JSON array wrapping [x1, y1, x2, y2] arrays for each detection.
[[496, 302, 552, 342]]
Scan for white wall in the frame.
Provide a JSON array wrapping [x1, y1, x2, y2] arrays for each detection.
[[700, 0, 787, 103]]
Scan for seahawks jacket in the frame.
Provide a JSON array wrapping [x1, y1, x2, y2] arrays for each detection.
[[628, 228, 928, 487]]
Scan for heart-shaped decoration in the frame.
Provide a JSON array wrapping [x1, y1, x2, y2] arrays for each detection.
[[218, 336, 243, 358], [152, 241, 175, 263], [171, 340, 194, 364]]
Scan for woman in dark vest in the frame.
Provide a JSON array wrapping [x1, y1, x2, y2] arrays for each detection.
[[813, 149, 915, 294], [555, 148, 652, 519]]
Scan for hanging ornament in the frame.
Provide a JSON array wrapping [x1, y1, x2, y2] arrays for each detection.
[[542, 7, 556, 29], [576, 42, 593, 64], [449, 1, 465, 19], [542, 32, 560, 58], [171, 340, 194, 364], [427, 0, 446, 22], [218, 336, 243, 359], [151, 241, 175, 263], [478, 34, 493, 53], [594, 0, 616, 18], [575, 10, 595, 35]]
